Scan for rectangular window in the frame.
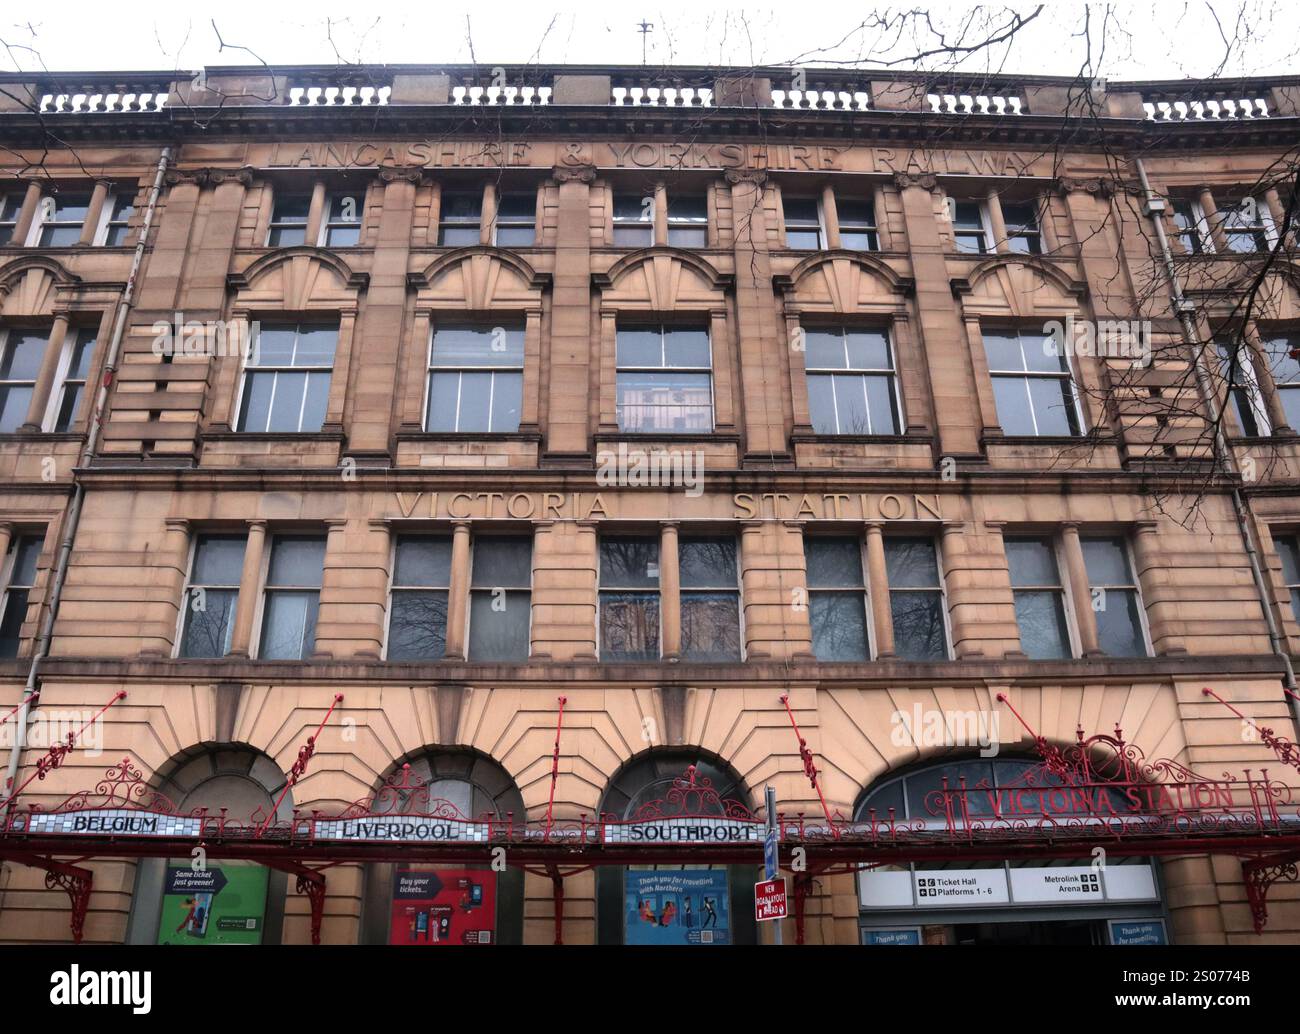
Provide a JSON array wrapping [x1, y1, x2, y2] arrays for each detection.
[[1001, 201, 1042, 254], [984, 329, 1083, 437], [837, 197, 878, 251], [667, 195, 708, 247], [599, 537, 660, 661], [1082, 537, 1148, 657], [259, 535, 325, 660], [323, 193, 362, 247], [0, 328, 48, 433], [783, 197, 823, 249], [1216, 339, 1268, 436], [680, 536, 741, 661], [0, 534, 39, 657], [951, 201, 991, 253], [1006, 537, 1072, 659], [1264, 334, 1300, 431], [387, 535, 451, 660], [0, 194, 20, 246], [803, 326, 900, 435], [613, 193, 654, 247], [51, 326, 97, 432], [885, 538, 949, 661], [1171, 199, 1211, 254], [494, 192, 536, 246], [178, 534, 245, 658], [103, 193, 135, 246], [267, 194, 310, 247], [1218, 196, 1274, 254], [37, 192, 90, 247], [439, 191, 482, 246], [426, 323, 524, 433], [615, 325, 713, 433], [237, 323, 337, 433], [805, 536, 869, 661], [469, 536, 532, 661], [1276, 536, 1300, 626]]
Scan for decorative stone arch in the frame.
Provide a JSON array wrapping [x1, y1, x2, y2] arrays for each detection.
[[951, 256, 1100, 438], [210, 248, 368, 432], [592, 248, 737, 435], [357, 747, 527, 945], [0, 255, 80, 316], [775, 250, 925, 436], [594, 747, 759, 945], [398, 246, 550, 434], [124, 744, 292, 944]]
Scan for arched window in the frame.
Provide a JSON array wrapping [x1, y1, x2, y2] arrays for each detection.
[[596, 751, 758, 945], [359, 749, 525, 945], [125, 747, 290, 945]]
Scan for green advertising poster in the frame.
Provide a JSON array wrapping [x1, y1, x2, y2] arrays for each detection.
[[157, 863, 269, 945]]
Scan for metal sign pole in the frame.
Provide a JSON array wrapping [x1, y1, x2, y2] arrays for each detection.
[[765, 784, 782, 945]]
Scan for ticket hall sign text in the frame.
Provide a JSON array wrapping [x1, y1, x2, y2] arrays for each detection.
[[387, 492, 944, 522]]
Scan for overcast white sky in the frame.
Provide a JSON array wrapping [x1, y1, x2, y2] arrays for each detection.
[[2, 1, 1297, 80]]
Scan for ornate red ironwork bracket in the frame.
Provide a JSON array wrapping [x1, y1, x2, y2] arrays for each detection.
[[1243, 852, 1300, 933], [545, 696, 566, 843], [296, 870, 328, 945], [779, 694, 838, 838], [995, 692, 1074, 776], [2, 691, 126, 811], [256, 693, 343, 837], [1203, 688, 1300, 774], [7, 852, 94, 942]]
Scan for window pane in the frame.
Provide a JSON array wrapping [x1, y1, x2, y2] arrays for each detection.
[[294, 327, 339, 366], [613, 225, 654, 246], [432, 325, 524, 367], [952, 202, 983, 230], [804, 330, 845, 370], [1081, 537, 1131, 585], [192, 535, 246, 584], [667, 227, 707, 247], [438, 226, 479, 246], [784, 198, 819, 224], [600, 538, 658, 587], [266, 371, 307, 432], [681, 592, 741, 661], [426, 372, 460, 431], [1095, 587, 1146, 657], [496, 226, 535, 246], [885, 539, 939, 588], [806, 537, 863, 588], [489, 371, 522, 431], [469, 590, 530, 661], [809, 592, 868, 660], [179, 587, 237, 658], [1281, 388, 1300, 432], [0, 587, 28, 656], [1013, 591, 1071, 659], [238, 373, 273, 432], [786, 229, 821, 249], [299, 372, 330, 432], [663, 328, 710, 367], [1278, 538, 1300, 585], [845, 331, 890, 369], [498, 193, 536, 220], [267, 226, 306, 247], [0, 387, 33, 433], [455, 372, 492, 432], [891, 591, 948, 660], [982, 333, 1024, 372], [326, 225, 360, 247], [68, 330, 96, 378], [832, 375, 869, 434], [54, 384, 83, 432], [1006, 538, 1059, 587], [471, 537, 531, 588], [267, 537, 325, 587], [992, 377, 1035, 435], [394, 536, 452, 586], [667, 196, 707, 222], [807, 375, 837, 434], [1, 332, 47, 380], [864, 375, 899, 434], [9, 538, 39, 586], [600, 592, 659, 660], [260, 590, 319, 659], [616, 328, 662, 367], [615, 372, 712, 432], [255, 326, 297, 366], [840, 230, 877, 251], [272, 196, 311, 222], [1001, 202, 1038, 234], [441, 193, 481, 221], [680, 538, 736, 587], [387, 590, 448, 660], [837, 199, 875, 226], [1027, 377, 1078, 436], [613, 195, 653, 222]]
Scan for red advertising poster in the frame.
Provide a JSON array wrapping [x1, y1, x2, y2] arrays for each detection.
[[389, 869, 496, 945]]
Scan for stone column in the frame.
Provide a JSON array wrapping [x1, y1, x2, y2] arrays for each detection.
[[653, 181, 668, 247], [13, 181, 42, 245], [444, 521, 472, 660], [306, 180, 327, 246], [227, 520, 267, 657], [78, 180, 111, 246], [545, 165, 596, 460], [820, 183, 841, 249], [660, 522, 681, 661], [480, 181, 497, 246], [21, 312, 70, 431], [986, 188, 1009, 253], [1198, 186, 1229, 253], [864, 523, 894, 658], [1060, 522, 1101, 656]]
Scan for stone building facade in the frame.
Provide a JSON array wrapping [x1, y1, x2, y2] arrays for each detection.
[[0, 65, 1298, 945]]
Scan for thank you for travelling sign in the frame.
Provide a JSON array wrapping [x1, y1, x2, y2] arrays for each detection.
[[21, 809, 203, 838], [312, 816, 492, 844], [603, 817, 765, 845]]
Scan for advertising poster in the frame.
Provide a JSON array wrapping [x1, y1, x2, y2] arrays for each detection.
[[624, 869, 730, 945], [389, 868, 496, 945], [156, 864, 268, 945]]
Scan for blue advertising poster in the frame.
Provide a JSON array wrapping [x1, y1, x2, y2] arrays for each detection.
[[624, 869, 730, 945]]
